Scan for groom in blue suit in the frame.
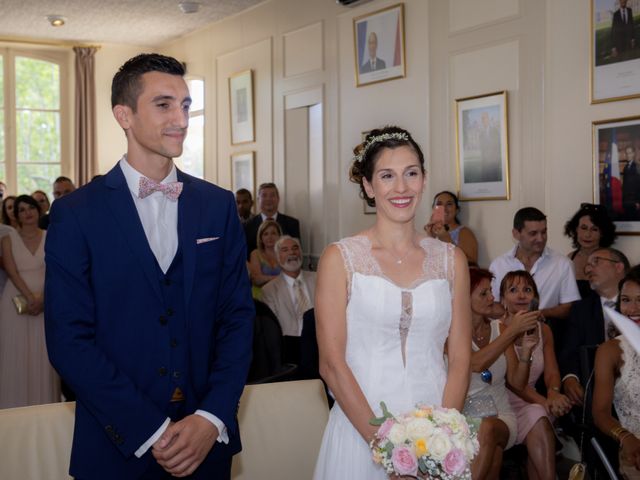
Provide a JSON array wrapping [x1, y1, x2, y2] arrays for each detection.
[[45, 54, 254, 479]]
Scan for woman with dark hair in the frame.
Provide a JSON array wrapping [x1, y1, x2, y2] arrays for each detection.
[[593, 268, 640, 478], [313, 126, 471, 478], [501, 270, 572, 480], [466, 267, 538, 478], [0, 195, 60, 408], [2, 195, 18, 228], [425, 190, 479, 264], [564, 203, 617, 297]]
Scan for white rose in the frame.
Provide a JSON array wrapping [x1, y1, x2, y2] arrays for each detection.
[[405, 418, 435, 441], [387, 422, 408, 445], [427, 429, 453, 461]]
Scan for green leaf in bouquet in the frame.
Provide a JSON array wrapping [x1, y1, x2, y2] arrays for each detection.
[[369, 401, 395, 426], [418, 457, 429, 474]]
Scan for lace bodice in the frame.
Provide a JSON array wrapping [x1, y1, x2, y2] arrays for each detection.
[[615, 336, 640, 436], [333, 235, 455, 415]]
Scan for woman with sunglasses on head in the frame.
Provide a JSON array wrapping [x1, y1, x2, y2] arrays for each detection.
[[564, 203, 617, 298], [466, 267, 539, 478], [593, 268, 640, 478], [501, 270, 572, 480]]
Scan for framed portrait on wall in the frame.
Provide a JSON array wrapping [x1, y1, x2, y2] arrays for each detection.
[[231, 151, 255, 198], [229, 69, 255, 144], [455, 91, 510, 201], [593, 116, 640, 234], [353, 3, 406, 87], [591, 0, 640, 103]]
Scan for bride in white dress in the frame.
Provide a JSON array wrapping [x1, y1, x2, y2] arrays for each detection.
[[313, 127, 471, 479]]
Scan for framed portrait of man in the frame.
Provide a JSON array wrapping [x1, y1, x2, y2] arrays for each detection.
[[353, 3, 406, 87], [591, 0, 640, 103], [455, 91, 510, 201], [593, 116, 640, 234]]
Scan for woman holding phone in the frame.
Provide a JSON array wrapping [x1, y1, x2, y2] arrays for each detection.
[[424, 190, 478, 264]]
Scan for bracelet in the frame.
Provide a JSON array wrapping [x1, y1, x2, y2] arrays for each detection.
[[611, 426, 630, 441], [519, 356, 533, 364], [618, 432, 634, 447], [550, 386, 561, 393]]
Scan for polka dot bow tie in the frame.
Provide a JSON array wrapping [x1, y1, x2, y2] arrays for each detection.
[[138, 176, 183, 201]]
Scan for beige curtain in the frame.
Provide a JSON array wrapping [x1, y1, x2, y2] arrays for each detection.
[[73, 47, 97, 186]]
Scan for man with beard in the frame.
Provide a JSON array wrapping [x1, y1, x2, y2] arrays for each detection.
[[489, 207, 580, 320], [262, 236, 316, 339]]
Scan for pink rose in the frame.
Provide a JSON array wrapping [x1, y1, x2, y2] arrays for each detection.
[[377, 418, 395, 440], [391, 445, 418, 476], [443, 448, 467, 476]]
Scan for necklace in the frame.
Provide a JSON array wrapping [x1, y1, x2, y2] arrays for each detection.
[[375, 233, 414, 265], [472, 322, 489, 343]]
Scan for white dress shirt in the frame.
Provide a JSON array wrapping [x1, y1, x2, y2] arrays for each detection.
[[119, 157, 228, 457], [283, 271, 311, 336]]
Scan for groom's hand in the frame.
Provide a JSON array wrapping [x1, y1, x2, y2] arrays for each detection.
[[152, 414, 218, 477]]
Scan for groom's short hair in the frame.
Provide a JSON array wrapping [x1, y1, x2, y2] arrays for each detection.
[[111, 53, 185, 111]]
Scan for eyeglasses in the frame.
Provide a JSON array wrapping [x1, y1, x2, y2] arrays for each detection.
[[586, 256, 621, 268], [580, 203, 605, 212]]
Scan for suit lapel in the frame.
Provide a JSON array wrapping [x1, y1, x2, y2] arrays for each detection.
[[104, 163, 163, 304], [177, 170, 198, 310]]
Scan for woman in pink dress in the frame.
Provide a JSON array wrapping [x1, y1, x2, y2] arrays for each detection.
[[500, 270, 572, 480]]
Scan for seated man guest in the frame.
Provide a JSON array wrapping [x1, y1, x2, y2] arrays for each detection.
[[262, 235, 316, 339], [558, 247, 629, 406], [244, 182, 300, 257], [490, 207, 580, 320]]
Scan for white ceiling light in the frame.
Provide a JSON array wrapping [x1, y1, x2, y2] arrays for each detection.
[[46, 15, 66, 27], [178, 2, 200, 14]]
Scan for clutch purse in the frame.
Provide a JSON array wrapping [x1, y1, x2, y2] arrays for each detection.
[[12, 294, 28, 315], [463, 394, 498, 419]]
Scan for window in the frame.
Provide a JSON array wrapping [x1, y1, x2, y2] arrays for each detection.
[[0, 48, 68, 195], [175, 77, 204, 179]]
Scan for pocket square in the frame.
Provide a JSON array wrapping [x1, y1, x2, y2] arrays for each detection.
[[196, 237, 220, 244]]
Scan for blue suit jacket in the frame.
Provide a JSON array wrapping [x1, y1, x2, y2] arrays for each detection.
[[44, 163, 254, 479]]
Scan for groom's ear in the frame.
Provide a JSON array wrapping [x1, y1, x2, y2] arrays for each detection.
[[113, 104, 132, 130]]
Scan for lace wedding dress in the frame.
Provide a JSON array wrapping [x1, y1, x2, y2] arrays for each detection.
[[313, 235, 455, 480], [615, 336, 640, 479]]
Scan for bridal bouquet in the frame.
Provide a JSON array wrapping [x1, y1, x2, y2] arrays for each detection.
[[369, 402, 479, 479]]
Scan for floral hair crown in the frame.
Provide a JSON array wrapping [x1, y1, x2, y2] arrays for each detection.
[[354, 132, 410, 163]]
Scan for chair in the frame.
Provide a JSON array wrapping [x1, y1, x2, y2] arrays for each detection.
[[231, 379, 330, 479], [299, 308, 320, 380], [247, 300, 297, 384], [0, 402, 75, 480]]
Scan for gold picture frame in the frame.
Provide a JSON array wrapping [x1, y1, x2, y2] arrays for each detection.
[[229, 69, 255, 145], [353, 3, 406, 87], [592, 115, 640, 234], [455, 91, 510, 201]]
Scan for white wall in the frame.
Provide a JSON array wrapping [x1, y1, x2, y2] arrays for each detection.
[[90, 0, 640, 266]]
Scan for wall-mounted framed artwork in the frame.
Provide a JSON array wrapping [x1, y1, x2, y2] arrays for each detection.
[[229, 69, 255, 144], [353, 3, 406, 87], [455, 91, 510, 201], [231, 151, 255, 198], [591, 0, 640, 103], [593, 115, 640, 234]]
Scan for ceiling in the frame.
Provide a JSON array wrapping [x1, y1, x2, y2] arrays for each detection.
[[0, 0, 267, 47]]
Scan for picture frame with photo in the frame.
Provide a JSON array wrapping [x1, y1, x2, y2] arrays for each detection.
[[455, 91, 510, 201], [592, 115, 640, 234], [229, 69, 255, 144], [353, 3, 406, 87], [591, 0, 640, 103], [231, 151, 256, 199]]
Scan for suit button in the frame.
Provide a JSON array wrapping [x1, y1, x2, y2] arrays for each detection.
[[166, 308, 174, 316], [159, 316, 168, 325], [172, 371, 181, 379], [170, 338, 178, 348], [158, 367, 167, 376]]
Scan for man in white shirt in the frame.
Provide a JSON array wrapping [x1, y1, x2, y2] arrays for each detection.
[[45, 53, 253, 479], [262, 236, 316, 338], [489, 207, 580, 319], [558, 247, 629, 405]]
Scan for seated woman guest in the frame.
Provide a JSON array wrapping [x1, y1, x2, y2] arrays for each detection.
[[501, 270, 572, 480], [248, 219, 282, 299], [2, 195, 18, 228], [564, 203, 617, 298], [425, 190, 478, 264], [0, 195, 60, 408], [467, 267, 540, 478], [593, 268, 640, 478], [31, 190, 51, 215]]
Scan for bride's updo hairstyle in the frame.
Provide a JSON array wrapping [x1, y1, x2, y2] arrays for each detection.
[[349, 125, 425, 207]]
